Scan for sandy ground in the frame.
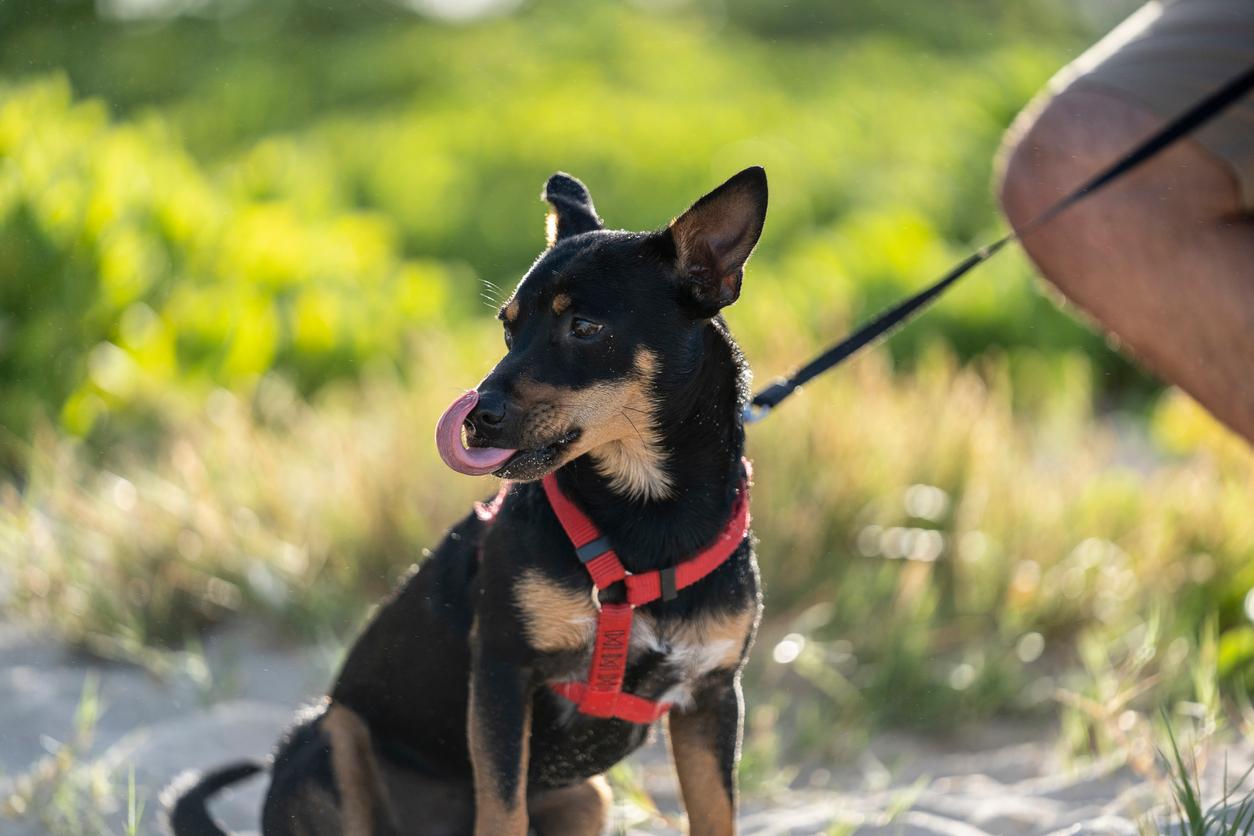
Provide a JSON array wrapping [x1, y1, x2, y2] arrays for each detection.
[[1, 620, 1249, 836]]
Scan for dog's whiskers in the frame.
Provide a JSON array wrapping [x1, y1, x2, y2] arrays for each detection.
[[480, 280, 504, 306]]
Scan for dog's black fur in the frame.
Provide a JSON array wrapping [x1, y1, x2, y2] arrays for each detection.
[[166, 167, 769, 836]]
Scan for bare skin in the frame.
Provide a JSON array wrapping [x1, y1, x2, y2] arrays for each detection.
[[998, 86, 1254, 443]]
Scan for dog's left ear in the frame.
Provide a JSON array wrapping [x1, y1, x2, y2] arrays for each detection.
[[543, 172, 603, 247], [667, 166, 768, 315]]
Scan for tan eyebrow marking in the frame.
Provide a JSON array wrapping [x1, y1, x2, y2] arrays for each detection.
[[501, 299, 520, 323], [551, 294, 571, 316]]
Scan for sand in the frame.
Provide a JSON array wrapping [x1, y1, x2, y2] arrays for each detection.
[[1, 620, 1248, 835]]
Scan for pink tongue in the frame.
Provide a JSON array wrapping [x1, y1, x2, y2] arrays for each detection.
[[435, 391, 517, 476]]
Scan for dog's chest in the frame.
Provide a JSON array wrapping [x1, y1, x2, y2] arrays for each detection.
[[626, 612, 745, 705], [546, 606, 750, 708], [514, 572, 753, 705]]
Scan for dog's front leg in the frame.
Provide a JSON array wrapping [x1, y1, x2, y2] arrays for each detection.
[[668, 671, 743, 836], [468, 647, 533, 836]]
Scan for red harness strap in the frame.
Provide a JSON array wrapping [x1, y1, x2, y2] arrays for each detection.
[[540, 460, 752, 724]]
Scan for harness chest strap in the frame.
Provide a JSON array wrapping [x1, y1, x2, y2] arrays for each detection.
[[540, 460, 752, 724]]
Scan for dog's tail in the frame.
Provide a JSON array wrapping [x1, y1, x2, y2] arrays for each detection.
[[163, 759, 265, 836]]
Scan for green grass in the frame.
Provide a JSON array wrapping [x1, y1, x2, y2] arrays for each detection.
[[1, 673, 150, 836], [1157, 712, 1254, 836]]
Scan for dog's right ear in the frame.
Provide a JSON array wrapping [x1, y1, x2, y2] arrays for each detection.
[[542, 172, 603, 247]]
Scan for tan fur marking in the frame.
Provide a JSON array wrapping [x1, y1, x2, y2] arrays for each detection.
[[631, 607, 757, 710], [513, 348, 671, 500], [468, 680, 531, 836], [324, 704, 393, 836], [527, 775, 612, 836], [503, 300, 520, 323], [588, 437, 671, 502], [551, 293, 572, 315], [515, 569, 597, 652], [668, 712, 735, 836], [672, 607, 757, 670]]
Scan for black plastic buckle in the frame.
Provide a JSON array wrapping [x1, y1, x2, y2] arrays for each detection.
[[659, 566, 678, 602]]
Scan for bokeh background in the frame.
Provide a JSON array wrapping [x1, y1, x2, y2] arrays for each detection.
[[3, 0, 1254, 825]]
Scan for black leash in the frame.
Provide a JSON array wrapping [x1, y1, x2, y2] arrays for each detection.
[[745, 62, 1254, 424]]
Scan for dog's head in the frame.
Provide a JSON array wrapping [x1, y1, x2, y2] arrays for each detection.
[[436, 167, 767, 498]]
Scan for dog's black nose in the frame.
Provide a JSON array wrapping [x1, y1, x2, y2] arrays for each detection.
[[466, 390, 508, 437]]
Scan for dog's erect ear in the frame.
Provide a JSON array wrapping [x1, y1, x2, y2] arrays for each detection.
[[667, 166, 767, 315], [542, 172, 603, 247]]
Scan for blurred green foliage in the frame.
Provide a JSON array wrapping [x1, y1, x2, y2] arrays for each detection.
[[0, 0, 1148, 457], [0, 76, 458, 451]]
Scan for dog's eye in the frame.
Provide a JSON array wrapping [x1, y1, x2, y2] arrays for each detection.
[[569, 318, 604, 340]]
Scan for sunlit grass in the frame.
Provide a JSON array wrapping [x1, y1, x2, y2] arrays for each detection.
[[0, 673, 148, 836], [1143, 712, 1254, 836]]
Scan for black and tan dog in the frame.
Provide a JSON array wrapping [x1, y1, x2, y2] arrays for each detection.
[[166, 166, 769, 836]]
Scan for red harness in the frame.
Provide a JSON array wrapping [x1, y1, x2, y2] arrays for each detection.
[[475, 463, 752, 724], [538, 461, 752, 724], [476, 464, 752, 723]]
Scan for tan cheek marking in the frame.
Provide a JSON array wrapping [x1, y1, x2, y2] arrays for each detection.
[[503, 300, 520, 323], [515, 569, 597, 653], [513, 348, 672, 500], [324, 704, 393, 836], [551, 293, 571, 316], [587, 348, 670, 500]]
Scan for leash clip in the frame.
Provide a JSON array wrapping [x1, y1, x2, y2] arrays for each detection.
[[744, 378, 794, 424], [742, 402, 771, 424]]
